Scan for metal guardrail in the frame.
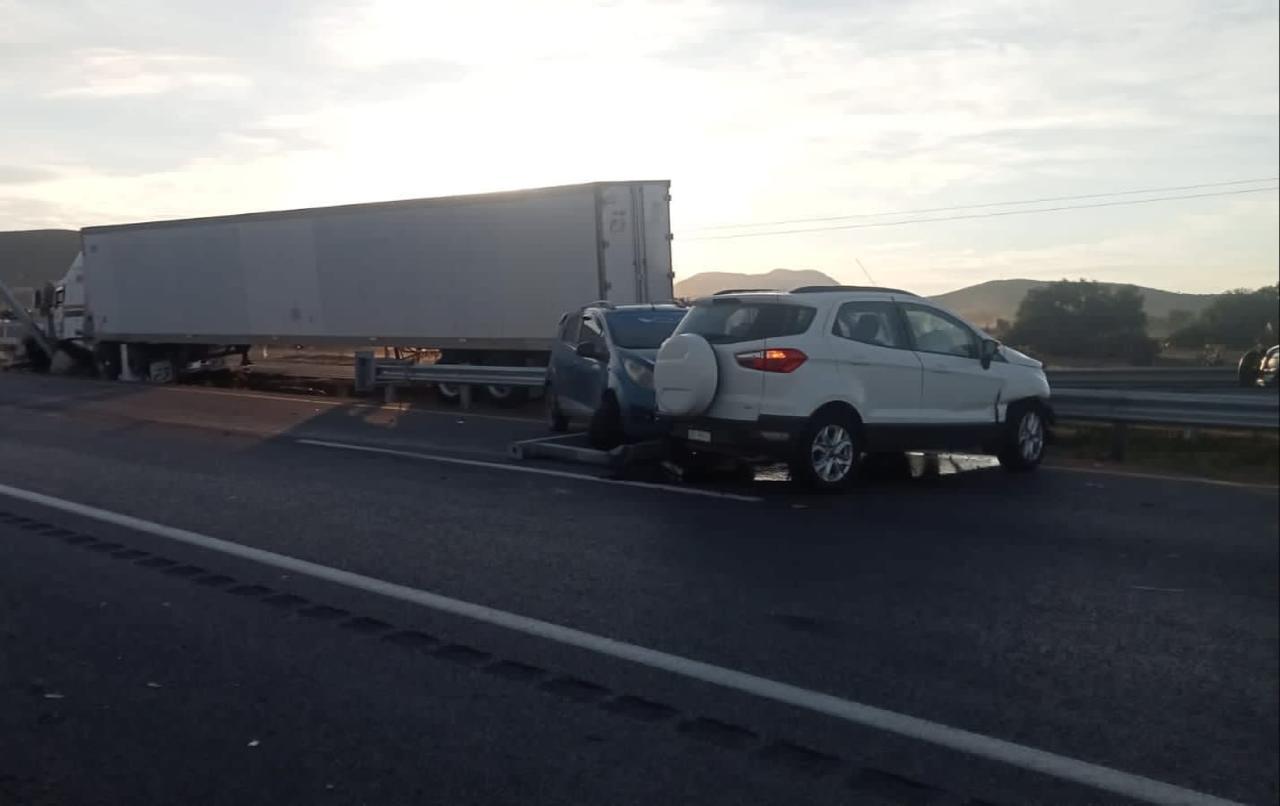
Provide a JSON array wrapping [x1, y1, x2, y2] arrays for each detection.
[[354, 350, 546, 405], [1046, 367, 1237, 390], [374, 363, 546, 387], [1052, 388, 1279, 430], [350, 349, 1276, 428]]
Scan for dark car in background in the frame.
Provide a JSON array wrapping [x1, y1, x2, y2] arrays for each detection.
[[1258, 345, 1279, 387], [545, 303, 687, 447], [1238, 344, 1280, 387]]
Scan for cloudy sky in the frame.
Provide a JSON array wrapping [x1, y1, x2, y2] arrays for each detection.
[[2, 0, 1276, 294]]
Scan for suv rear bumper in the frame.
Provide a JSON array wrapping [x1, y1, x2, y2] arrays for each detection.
[[664, 415, 807, 460]]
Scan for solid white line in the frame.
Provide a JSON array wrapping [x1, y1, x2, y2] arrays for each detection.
[[296, 438, 763, 503], [0, 481, 1243, 806], [11, 376, 540, 429]]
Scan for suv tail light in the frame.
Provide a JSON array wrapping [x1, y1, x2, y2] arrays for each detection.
[[735, 348, 807, 373]]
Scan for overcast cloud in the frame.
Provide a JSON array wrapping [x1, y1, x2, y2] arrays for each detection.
[[1, 0, 1276, 293]]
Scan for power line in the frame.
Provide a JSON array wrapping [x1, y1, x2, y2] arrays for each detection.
[[684, 177, 1280, 233], [679, 185, 1279, 242]]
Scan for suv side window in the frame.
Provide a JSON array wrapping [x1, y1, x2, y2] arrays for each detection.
[[832, 301, 908, 349], [901, 304, 978, 359]]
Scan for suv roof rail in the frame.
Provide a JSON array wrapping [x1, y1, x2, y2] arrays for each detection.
[[584, 300, 616, 309], [713, 288, 776, 295], [791, 285, 918, 296]]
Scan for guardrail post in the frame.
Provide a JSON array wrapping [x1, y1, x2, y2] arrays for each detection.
[[460, 384, 473, 410], [354, 350, 375, 394], [1109, 422, 1128, 462], [384, 383, 397, 405], [118, 343, 140, 383]]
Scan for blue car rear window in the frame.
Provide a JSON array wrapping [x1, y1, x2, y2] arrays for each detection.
[[605, 310, 686, 349]]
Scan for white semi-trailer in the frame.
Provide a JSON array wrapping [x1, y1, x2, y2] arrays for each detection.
[[28, 180, 673, 389]]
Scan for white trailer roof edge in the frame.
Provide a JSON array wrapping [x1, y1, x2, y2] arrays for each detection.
[[81, 179, 672, 235]]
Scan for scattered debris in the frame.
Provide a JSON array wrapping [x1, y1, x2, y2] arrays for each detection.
[[1130, 585, 1185, 593], [42, 693, 64, 700], [145, 682, 163, 689], [247, 739, 260, 748]]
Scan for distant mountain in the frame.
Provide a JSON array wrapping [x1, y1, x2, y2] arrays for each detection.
[[0, 229, 80, 291], [931, 279, 1218, 337], [675, 269, 839, 298]]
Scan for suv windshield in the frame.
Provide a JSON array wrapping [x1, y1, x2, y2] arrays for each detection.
[[674, 299, 817, 344], [604, 309, 687, 349]]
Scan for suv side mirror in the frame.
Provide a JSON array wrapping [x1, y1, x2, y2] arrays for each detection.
[[979, 338, 999, 369], [576, 342, 605, 361]]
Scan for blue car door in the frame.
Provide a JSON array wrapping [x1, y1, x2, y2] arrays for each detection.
[[549, 311, 583, 414], [563, 312, 609, 414]]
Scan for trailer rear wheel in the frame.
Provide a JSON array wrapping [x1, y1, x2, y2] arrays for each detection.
[[484, 384, 528, 407], [436, 382, 463, 404]]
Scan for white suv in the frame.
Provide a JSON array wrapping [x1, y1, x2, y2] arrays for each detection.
[[654, 286, 1052, 489]]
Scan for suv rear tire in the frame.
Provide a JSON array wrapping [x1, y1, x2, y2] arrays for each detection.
[[789, 410, 861, 491], [999, 402, 1046, 472]]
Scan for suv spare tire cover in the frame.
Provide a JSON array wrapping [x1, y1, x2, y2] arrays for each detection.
[[655, 333, 718, 416]]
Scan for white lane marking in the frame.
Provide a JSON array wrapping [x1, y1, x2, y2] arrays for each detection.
[[9, 375, 539, 425], [510, 432, 592, 446], [1046, 464, 1278, 492], [161, 385, 540, 424], [0, 481, 1243, 806], [296, 438, 762, 503]]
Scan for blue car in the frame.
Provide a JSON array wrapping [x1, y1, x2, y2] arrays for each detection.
[[546, 303, 688, 447]]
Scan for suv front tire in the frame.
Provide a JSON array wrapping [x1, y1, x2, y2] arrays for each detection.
[[998, 402, 1046, 472]]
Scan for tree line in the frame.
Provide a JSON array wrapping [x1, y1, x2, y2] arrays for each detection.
[[996, 280, 1277, 365]]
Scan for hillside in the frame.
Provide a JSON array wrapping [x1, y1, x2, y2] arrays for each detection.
[[931, 279, 1218, 337], [0, 229, 80, 291], [675, 269, 838, 298]]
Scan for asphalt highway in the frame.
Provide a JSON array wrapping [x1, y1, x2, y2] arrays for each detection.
[[1, 373, 1276, 805]]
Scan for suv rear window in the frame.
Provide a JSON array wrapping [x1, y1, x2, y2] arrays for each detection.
[[674, 299, 817, 344]]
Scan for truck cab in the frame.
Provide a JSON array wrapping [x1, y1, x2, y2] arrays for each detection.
[[47, 252, 87, 343]]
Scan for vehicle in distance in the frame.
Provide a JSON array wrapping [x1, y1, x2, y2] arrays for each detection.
[[23, 181, 673, 395], [654, 286, 1053, 490], [1258, 345, 1279, 387], [1238, 344, 1279, 387], [546, 303, 687, 447]]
